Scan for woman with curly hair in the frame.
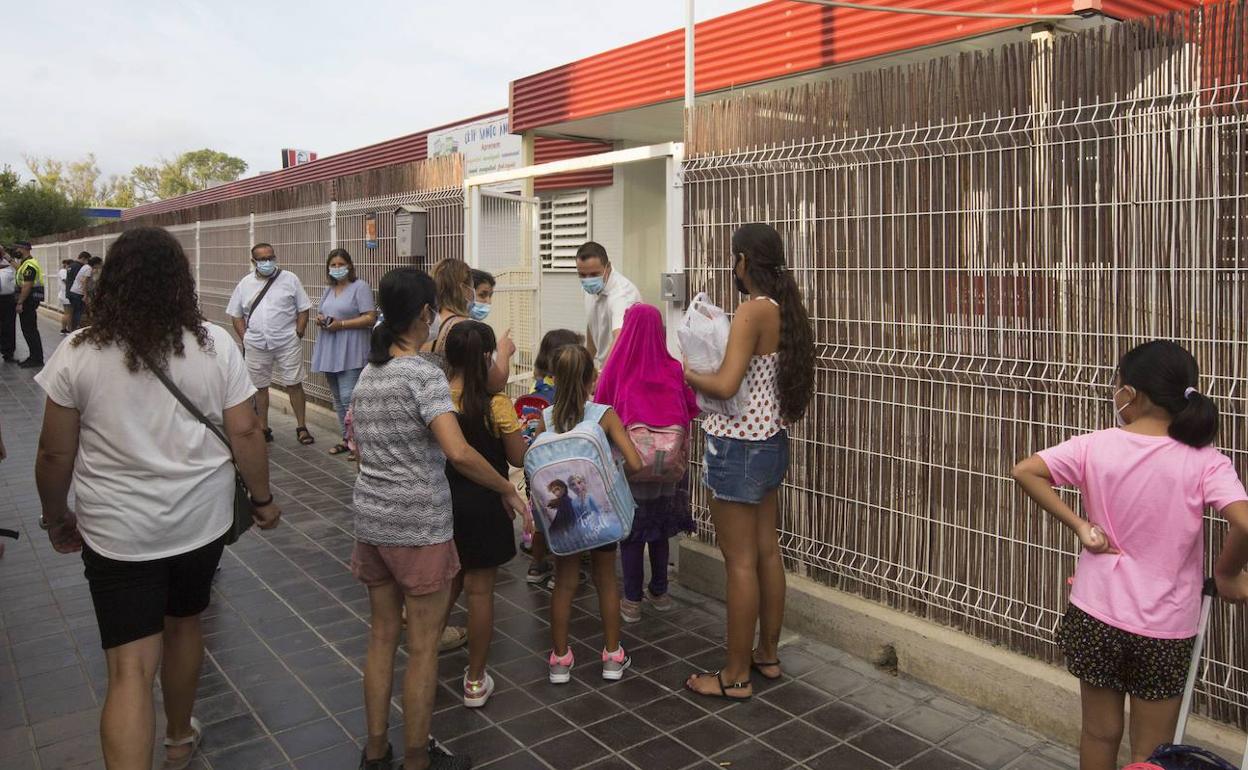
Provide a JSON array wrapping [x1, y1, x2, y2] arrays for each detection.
[[34, 226, 281, 770]]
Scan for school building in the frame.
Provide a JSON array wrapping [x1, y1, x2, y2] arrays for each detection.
[[30, 0, 1248, 751]]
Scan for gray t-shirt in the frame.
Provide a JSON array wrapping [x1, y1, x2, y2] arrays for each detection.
[[351, 355, 455, 546]]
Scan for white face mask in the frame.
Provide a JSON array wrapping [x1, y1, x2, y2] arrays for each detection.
[[1112, 386, 1133, 426], [426, 307, 442, 340]]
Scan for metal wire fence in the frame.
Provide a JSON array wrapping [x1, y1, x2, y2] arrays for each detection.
[[33, 188, 464, 405], [684, 2, 1248, 728]]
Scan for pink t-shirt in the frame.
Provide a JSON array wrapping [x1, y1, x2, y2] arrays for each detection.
[[1039, 428, 1247, 638]]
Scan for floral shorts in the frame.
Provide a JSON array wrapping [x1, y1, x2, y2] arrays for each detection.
[[1055, 604, 1194, 701]]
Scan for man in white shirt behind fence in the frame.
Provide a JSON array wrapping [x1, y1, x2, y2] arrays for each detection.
[[227, 243, 316, 446], [578, 241, 641, 368]]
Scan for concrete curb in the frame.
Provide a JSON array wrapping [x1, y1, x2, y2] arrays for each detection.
[[676, 537, 1247, 761]]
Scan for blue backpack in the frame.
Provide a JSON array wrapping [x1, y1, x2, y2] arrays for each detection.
[[1137, 745, 1242, 770], [524, 402, 636, 556]]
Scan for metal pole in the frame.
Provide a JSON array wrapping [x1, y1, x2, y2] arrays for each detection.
[[685, 0, 695, 137]]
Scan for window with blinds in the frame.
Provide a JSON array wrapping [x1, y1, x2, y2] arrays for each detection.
[[539, 190, 591, 272]]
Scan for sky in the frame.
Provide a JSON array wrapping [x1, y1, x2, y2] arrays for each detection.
[[2, 0, 760, 183]]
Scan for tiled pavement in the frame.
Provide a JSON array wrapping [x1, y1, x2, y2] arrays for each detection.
[[0, 318, 1081, 769]]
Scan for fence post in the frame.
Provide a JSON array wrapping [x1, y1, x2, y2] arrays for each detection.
[[194, 221, 202, 290], [248, 212, 255, 248], [329, 200, 338, 251]]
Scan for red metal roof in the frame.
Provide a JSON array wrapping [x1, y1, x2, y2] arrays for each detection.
[[510, 0, 1203, 133], [534, 138, 614, 191], [121, 110, 507, 220]]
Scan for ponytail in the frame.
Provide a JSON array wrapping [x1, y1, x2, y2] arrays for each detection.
[[1117, 340, 1219, 448], [369, 267, 436, 367], [732, 223, 815, 423], [1170, 388, 1219, 448], [550, 345, 594, 432]]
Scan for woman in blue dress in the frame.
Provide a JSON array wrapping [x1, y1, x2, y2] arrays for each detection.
[[311, 249, 376, 459]]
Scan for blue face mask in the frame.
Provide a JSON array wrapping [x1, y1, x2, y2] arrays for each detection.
[[255, 260, 277, 277], [329, 266, 349, 281], [469, 301, 491, 321], [581, 276, 605, 295]]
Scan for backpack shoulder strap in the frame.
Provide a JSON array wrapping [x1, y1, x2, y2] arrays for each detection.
[[244, 270, 281, 326], [582, 402, 609, 425]]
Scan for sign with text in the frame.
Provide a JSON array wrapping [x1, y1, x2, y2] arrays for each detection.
[[364, 213, 378, 249], [281, 149, 318, 168], [428, 114, 522, 191]]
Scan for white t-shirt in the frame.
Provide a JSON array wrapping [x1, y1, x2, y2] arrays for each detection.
[[585, 269, 642, 366], [56, 268, 67, 302], [226, 270, 312, 351], [35, 324, 256, 561], [70, 264, 93, 296]]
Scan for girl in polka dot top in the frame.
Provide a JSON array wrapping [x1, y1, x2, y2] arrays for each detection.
[[683, 223, 815, 702]]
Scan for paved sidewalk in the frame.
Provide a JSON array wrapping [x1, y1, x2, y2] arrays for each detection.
[[0, 318, 1079, 769]]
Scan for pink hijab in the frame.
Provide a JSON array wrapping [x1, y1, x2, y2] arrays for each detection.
[[594, 303, 699, 427]]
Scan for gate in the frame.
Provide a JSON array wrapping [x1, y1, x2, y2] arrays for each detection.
[[467, 188, 541, 394]]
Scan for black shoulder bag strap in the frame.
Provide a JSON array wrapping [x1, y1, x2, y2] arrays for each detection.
[[244, 269, 281, 329], [143, 358, 232, 453]]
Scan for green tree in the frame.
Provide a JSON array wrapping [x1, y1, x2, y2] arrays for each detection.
[[132, 149, 248, 201], [0, 182, 88, 244], [22, 153, 139, 208]]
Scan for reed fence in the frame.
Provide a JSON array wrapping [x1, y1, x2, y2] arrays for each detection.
[[684, 0, 1248, 728]]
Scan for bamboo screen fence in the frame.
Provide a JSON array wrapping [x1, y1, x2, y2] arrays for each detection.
[[683, 2, 1248, 727], [32, 157, 464, 405]]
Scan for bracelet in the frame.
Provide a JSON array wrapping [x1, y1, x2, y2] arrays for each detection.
[[250, 494, 274, 507]]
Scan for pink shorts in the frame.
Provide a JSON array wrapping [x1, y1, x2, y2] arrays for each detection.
[[351, 540, 460, 596]]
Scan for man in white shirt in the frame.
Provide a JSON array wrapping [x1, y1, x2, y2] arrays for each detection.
[[226, 243, 315, 446], [578, 241, 641, 367], [0, 247, 18, 362]]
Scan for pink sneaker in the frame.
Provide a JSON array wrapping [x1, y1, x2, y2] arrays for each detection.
[[548, 649, 575, 684], [601, 646, 631, 681]]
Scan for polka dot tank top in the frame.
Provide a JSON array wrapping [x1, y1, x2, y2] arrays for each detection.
[[704, 298, 785, 441]]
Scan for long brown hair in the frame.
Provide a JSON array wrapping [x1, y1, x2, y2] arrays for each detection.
[[550, 344, 595, 432], [733, 223, 815, 423], [432, 258, 472, 316], [445, 320, 497, 433], [74, 227, 211, 372]]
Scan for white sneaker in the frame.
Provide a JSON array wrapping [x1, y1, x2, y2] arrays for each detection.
[[463, 670, 494, 708], [602, 646, 631, 681], [548, 649, 575, 684]]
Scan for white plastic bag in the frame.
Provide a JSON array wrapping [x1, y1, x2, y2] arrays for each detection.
[[677, 293, 749, 416]]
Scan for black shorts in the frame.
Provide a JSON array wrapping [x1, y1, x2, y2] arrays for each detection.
[[1056, 604, 1195, 701], [82, 532, 227, 649]]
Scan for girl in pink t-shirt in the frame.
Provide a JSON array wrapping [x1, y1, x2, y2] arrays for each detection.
[[1013, 340, 1248, 770]]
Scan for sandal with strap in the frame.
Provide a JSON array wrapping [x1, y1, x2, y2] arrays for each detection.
[[751, 654, 783, 681], [686, 670, 752, 701], [162, 716, 203, 770], [263, 428, 274, 443], [296, 426, 315, 445], [329, 443, 350, 455]]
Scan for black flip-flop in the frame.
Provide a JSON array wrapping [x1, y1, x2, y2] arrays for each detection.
[[751, 658, 783, 681], [686, 670, 751, 701], [296, 427, 315, 445]]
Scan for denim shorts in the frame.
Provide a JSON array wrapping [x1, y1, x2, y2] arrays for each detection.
[[704, 431, 790, 504]]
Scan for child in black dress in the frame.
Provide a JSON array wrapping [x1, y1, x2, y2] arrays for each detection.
[[443, 321, 531, 708]]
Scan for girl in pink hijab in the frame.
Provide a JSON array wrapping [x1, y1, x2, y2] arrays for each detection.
[[595, 303, 699, 622]]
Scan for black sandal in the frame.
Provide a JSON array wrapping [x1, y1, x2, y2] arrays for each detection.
[[686, 670, 752, 701], [751, 656, 783, 681], [263, 428, 274, 443], [329, 443, 349, 455], [296, 426, 315, 445]]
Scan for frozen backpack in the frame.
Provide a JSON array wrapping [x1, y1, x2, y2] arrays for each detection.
[[524, 402, 636, 556], [626, 424, 689, 483]]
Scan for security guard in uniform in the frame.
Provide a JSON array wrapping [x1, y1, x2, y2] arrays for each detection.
[[12, 242, 44, 369]]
